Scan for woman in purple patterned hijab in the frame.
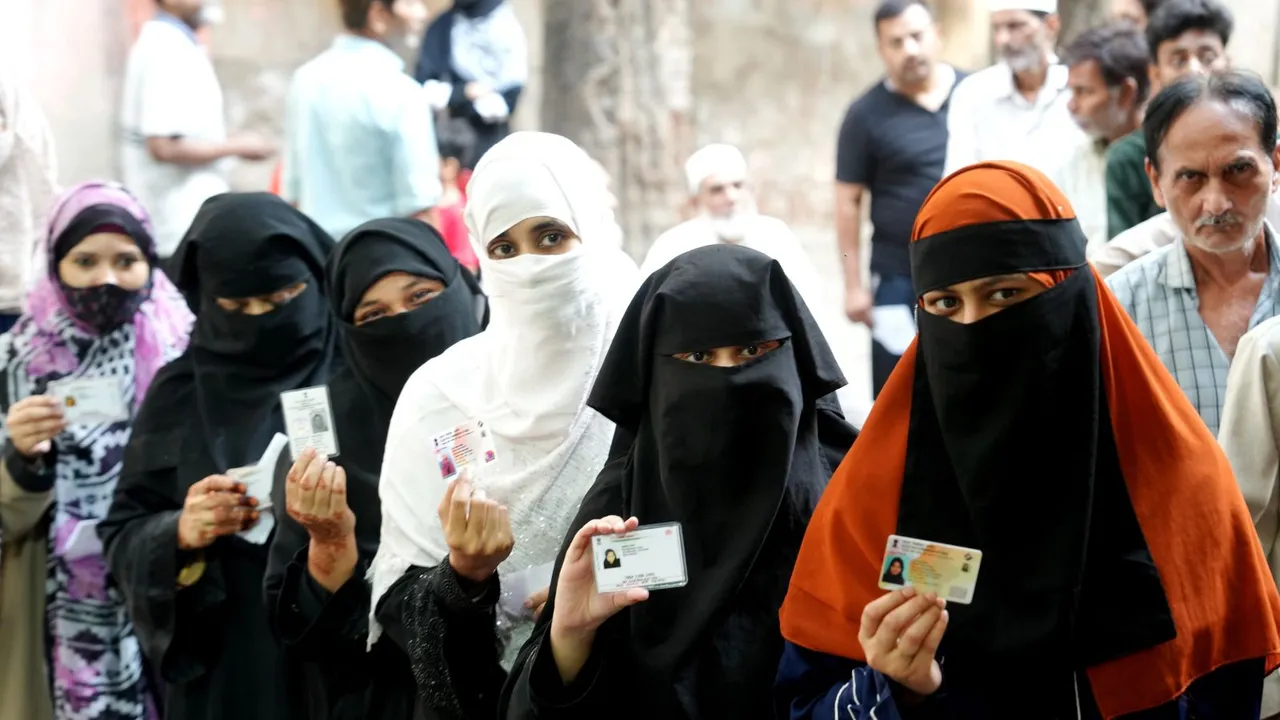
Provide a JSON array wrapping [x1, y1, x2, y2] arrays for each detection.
[[0, 181, 192, 720]]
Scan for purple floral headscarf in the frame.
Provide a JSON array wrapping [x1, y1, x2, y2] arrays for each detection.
[[19, 181, 193, 399]]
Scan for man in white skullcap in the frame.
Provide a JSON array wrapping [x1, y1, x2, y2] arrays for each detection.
[[642, 143, 870, 425], [642, 144, 823, 294], [943, 0, 1086, 183]]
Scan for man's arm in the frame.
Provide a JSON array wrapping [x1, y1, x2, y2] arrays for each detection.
[[135, 39, 272, 168], [836, 182, 868, 299], [835, 99, 874, 325], [145, 136, 267, 166]]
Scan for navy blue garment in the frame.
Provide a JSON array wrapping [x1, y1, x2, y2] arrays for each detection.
[[776, 641, 1265, 720]]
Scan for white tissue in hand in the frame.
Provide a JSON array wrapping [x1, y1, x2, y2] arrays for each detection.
[[423, 80, 452, 111], [473, 92, 510, 122]]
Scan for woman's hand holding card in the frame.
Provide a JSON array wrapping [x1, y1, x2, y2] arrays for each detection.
[[549, 515, 650, 685], [286, 448, 355, 543], [858, 587, 949, 699], [177, 475, 257, 551], [6, 395, 64, 458], [438, 473, 514, 583], [286, 448, 359, 592]]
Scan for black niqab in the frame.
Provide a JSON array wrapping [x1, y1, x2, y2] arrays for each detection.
[[171, 192, 338, 472], [900, 218, 1175, 705], [321, 217, 486, 552], [589, 245, 846, 679]]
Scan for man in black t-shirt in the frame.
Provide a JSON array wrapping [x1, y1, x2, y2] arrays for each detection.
[[836, 0, 964, 397]]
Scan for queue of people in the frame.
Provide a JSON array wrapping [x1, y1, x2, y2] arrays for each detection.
[[7, 0, 1280, 718]]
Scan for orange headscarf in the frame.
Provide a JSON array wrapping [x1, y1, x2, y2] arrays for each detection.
[[780, 162, 1280, 717]]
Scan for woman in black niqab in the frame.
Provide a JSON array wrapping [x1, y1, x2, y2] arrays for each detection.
[[264, 217, 486, 720], [499, 244, 857, 719], [99, 193, 338, 720]]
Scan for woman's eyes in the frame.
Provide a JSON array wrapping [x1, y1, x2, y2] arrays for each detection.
[[927, 296, 959, 311], [410, 288, 441, 305], [73, 256, 97, 269], [355, 308, 384, 325], [488, 242, 517, 258], [538, 232, 564, 248], [989, 288, 1020, 302]]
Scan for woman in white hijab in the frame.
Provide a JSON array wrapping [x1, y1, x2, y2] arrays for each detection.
[[369, 131, 638, 719]]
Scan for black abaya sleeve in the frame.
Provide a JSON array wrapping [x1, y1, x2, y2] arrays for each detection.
[[98, 361, 229, 684], [264, 450, 373, 664], [375, 559, 509, 719], [500, 461, 630, 719]]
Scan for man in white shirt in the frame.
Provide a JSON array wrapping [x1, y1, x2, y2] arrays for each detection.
[[283, 0, 441, 241], [120, 0, 274, 259], [641, 144, 826, 313], [642, 144, 868, 424], [1059, 22, 1150, 253], [943, 0, 1085, 181], [0, 71, 58, 333]]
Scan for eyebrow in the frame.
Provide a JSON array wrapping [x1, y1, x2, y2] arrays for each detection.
[[973, 274, 1031, 287], [354, 277, 436, 311]]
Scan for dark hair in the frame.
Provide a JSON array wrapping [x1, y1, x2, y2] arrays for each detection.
[[1063, 22, 1153, 105], [1145, 0, 1233, 62], [436, 116, 477, 166], [873, 0, 930, 35], [1140, 0, 1169, 13], [1143, 70, 1277, 172], [339, 0, 391, 31]]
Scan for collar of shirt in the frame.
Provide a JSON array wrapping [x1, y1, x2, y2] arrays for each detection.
[[153, 10, 199, 44], [330, 34, 406, 72], [1163, 222, 1280, 293], [993, 57, 1068, 110]]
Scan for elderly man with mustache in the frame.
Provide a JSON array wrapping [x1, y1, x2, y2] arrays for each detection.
[[1107, 70, 1280, 435]]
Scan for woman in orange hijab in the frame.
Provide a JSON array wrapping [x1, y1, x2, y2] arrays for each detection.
[[775, 161, 1280, 719]]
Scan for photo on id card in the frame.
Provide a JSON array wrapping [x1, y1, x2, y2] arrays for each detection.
[[880, 534, 982, 604], [592, 522, 688, 594], [279, 386, 339, 459], [431, 419, 498, 481]]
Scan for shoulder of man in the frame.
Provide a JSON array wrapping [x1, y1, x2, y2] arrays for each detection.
[[950, 64, 1005, 101], [1106, 131, 1145, 162], [1103, 238, 1175, 303]]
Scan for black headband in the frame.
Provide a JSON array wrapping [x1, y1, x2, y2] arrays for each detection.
[[909, 218, 1088, 296], [53, 204, 155, 265]]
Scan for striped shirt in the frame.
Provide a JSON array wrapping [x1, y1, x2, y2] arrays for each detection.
[[1106, 224, 1280, 435]]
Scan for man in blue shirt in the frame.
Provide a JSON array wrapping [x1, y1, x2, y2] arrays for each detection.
[[283, 0, 440, 240]]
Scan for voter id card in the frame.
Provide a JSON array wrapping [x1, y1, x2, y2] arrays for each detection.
[[432, 419, 498, 481], [592, 522, 688, 594], [279, 386, 339, 459], [879, 534, 982, 604], [47, 377, 129, 425]]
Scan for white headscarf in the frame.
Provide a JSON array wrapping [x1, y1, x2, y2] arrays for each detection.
[[370, 132, 638, 663]]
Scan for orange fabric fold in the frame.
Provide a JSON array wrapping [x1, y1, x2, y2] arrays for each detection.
[[780, 160, 1280, 718], [780, 268, 1280, 718]]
